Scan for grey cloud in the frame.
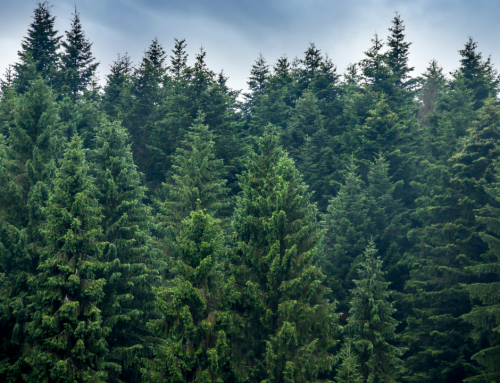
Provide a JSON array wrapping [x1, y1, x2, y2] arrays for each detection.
[[1, 0, 500, 91]]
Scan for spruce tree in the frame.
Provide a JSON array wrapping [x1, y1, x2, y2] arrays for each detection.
[[60, 7, 99, 97], [0, 79, 61, 382], [144, 208, 231, 382], [403, 97, 500, 383], [346, 241, 406, 383], [360, 34, 395, 98], [321, 160, 374, 311], [125, 38, 167, 184], [91, 120, 157, 382], [23, 134, 108, 383], [284, 90, 333, 209], [417, 60, 446, 125], [461, 160, 500, 383], [170, 38, 188, 80], [158, 111, 230, 236], [386, 13, 415, 91], [453, 38, 499, 110], [367, 153, 408, 286], [462, 163, 500, 383], [102, 53, 133, 120], [229, 126, 340, 382], [15, 2, 62, 89]]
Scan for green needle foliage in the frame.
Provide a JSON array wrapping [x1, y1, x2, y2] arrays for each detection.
[[14, 2, 62, 90], [321, 160, 374, 311], [23, 134, 108, 383], [91, 120, 157, 382], [2, 6, 500, 382], [144, 208, 231, 383], [461, 160, 500, 383], [335, 342, 363, 383], [0, 78, 61, 382], [230, 126, 340, 382], [59, 7, 99, 97], [346, 241, 406, 383], [158, 111, 230, 236]]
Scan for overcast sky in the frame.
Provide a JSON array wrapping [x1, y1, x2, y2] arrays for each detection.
[[1, 0, 499, 91]]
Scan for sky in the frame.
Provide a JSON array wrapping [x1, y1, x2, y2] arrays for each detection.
[[1, 0, 499, 92]]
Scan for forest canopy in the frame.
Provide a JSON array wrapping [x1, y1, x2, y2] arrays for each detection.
[[1, 3, 500, 383]]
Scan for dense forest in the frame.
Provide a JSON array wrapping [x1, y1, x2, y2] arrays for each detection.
[[1, 3, 500, 383]]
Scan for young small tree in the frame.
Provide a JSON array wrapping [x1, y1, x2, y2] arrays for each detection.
[[335, 342, 363, 383]]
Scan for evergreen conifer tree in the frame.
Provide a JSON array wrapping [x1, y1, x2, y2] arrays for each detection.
[[158, 111, 229, 237], [144, 208, 231, 383], [417, 60, 446, 125], [125, 38, 167, 184], [360, 35, 395, 98], [0, 78, 61, 382], [453, 38, 499, 110], [367, 153, 408, 284], [461, 160, 500, 383], [321, 160, 374, 311], [403, 97, 500, 383], [91, 120, 157, 382], [60, 7, 99, 97], [346, 241, 406, 383], [23, 134, 108, 383], [15, 2, 62, 90], [102, 53, 133, 120], [386, 13, 415, 91], [334, 342, 363, 383], [229, 126, 340, 382]]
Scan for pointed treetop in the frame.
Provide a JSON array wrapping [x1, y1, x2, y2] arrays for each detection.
[[387, 12, 414, 88], [248, 53, 269, 93], [18, 2, 62, 70], [61, 6, 99, 95], [170, 38, 188, 79]]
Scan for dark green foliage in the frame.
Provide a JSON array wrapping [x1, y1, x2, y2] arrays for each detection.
[[3, 6, 500, 382], [15, 2, 62, 89], [453, 38, 498, 110], [321, 160, 374, 311], [346, 241, 406, 383], [144, 208, 231, 383], [386, 13, 415, 91], [229, 126, 340, 382], [157, 111, 230, 238], [461, 160, 500, 383], [0, 78, 62, 383], [59, 7, 99, 97], [91, 120, 157, 382], [23, 134, 108, 383], [403, 97, 500, 383], [102, 53, 133, 120]]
